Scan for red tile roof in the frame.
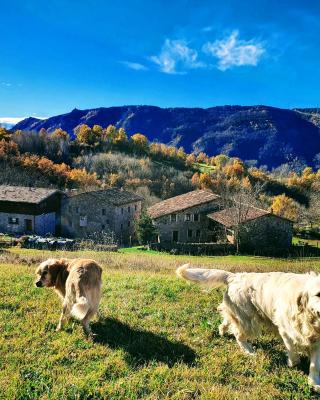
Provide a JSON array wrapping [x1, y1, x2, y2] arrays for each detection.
[[207, 206, 292, 227], [148, 190, 220, 219]]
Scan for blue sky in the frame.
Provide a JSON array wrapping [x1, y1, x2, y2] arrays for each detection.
[[1, 0, 320, 119]]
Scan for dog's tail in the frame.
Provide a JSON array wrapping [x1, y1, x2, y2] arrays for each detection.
[[71, 296, 90, 320], [176, 264, 233, 288]]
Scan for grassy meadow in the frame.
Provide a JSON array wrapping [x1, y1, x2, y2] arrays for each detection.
[[1, 248, 320, 399]]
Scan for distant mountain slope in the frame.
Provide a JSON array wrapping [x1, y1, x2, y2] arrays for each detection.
[[13, 105, 320, 168]]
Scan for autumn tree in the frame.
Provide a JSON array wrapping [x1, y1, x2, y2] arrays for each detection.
[[185, 153, 196, 166], [214, 154, 229, 169], [270, 194, 298, 221], [130, 133, 149, 154], [51, 128, 69, 141], [0, 127, 11, 141], [74, 124, 97, 146], [196, 152, 209, 164], [105, 125, 118, 144]]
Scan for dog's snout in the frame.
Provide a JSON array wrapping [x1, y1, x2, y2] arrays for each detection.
[[35, 280, 43, 288]]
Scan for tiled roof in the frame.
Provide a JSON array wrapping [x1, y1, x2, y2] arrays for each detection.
[[207, 206, 291, 227], [69, 188, 143, 206], [0, 185, 59, 204], [148, 190, 220, 219]]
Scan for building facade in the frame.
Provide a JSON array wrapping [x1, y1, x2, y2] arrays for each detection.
[[60, 188, 143, 244], [0, 186, 63, 235], [148, 190, 221, 246], [208, 206, 293, 251]]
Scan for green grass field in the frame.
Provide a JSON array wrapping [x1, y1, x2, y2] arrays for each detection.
[[1, 248, 320, 399], [193, 163, 215, 174]]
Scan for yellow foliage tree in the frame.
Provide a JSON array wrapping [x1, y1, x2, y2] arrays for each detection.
[[270, 194, 298, 221], [131, 133, 149, 153], [51, 128, 69, 141]]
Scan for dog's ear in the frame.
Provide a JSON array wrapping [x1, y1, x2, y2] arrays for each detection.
[[297, 292, 308, 312], [47, 259, 65, 286]]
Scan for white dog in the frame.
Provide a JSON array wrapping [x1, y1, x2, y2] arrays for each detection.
[[35, 258, 102, 336], [177, 264, 320, 392]]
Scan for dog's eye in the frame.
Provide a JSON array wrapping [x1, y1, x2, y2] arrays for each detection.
[[316, 293, 320, 297], [42, 271, 47, 276]]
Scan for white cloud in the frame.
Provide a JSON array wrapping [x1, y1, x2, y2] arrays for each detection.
[[150, 39, 204, 74], [1, 82, 12, 87], [0, 117, 25, 129], [202, 26, 213, 33], [120, 61, 148, 71], [0, 117, 25, 124], [203, 31, 265, 71]]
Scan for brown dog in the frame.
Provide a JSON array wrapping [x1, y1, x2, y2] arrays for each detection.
[[35, 258, 102, 335]]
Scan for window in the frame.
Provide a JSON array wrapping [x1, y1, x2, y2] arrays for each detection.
[[172, 231, 179, 242], [170, 214, 177, 222], [8, 217, 19, 225], [196, 229, 200, 238], [120, 223, 123, 230], [193, 213, 199, 222], [128, 221, 130, 227], [135, 204, 137, 211], [68, 206, 72, 213], [101, 224, 105, 229], [185, 213, 191, 222], [128, 206, 131, 212], [102, 208, 106, 216], [187, 229, 193, 238], [79, 216, 87, 227], [121, 208, 124, 214], [75, 206, 80, 214]]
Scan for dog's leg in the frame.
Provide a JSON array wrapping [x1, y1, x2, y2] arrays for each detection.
[[219, 319, 230, 336], [279, 330, 300, 367], [81, 308, 96, 337], [308, 342, 320, 392], [56, 302, 69, 332], [234, 331, 255, 355]]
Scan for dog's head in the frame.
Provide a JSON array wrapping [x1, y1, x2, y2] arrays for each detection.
[[35, 258, 67, 288], [297, 276, 320, 322]]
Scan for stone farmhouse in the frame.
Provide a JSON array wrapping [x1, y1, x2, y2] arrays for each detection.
[[147, 190, 221, 245], [148, 189, 293, 252], [208, 205, 293, 251], [60, 188, 142, 244], [0, 186, 63, 236], [0, 185, 142, 244]]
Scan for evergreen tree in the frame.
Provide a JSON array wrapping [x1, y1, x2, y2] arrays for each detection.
[[136, 213, 158, 245]]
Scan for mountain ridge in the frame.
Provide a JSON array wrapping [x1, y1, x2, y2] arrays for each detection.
[[13, 105, 320, 168]]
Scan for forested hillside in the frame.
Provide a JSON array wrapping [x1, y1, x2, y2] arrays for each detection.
[[1, 123, 320, 227], [14, 105, 320, 168]]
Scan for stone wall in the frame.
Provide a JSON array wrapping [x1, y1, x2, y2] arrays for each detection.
[[61, 194, 142, 244], [153, 200, 221, 245], [238, 214, 293, 251]]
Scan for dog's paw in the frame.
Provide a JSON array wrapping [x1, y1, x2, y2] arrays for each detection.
[[308, 377, 320, 392], [287, 357, 300, 368], [312, 384, 320, 393]]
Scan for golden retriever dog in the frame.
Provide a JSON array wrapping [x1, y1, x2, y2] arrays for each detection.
[[35, 258, 102, 336], [177, 264, 320, 392]]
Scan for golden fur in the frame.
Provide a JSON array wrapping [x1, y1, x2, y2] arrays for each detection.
[[35, 258, 102, 336], [177, 264, 320, 392]]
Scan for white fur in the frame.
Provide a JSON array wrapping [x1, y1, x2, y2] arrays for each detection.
[[71, 296, 90, 320], [177, 264, 320, 392]]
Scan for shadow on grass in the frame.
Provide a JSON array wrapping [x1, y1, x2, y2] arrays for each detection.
[[256, 339, 310, 374], [92, 317, 196, 367]]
